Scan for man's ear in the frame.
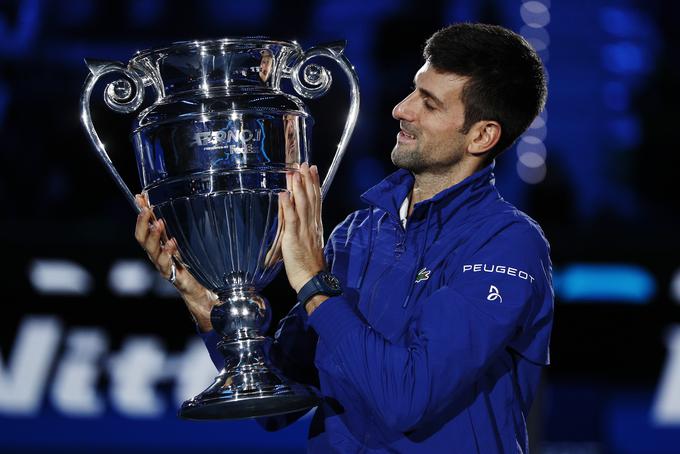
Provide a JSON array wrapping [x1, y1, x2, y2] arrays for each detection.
[[466, 121, 501, 157]]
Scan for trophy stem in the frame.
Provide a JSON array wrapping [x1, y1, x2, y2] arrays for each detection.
[[179, 286, 320, 420]]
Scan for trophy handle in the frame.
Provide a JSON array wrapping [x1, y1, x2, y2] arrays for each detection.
[[287, 41, 360, 200], [80, 59, 146, 213]]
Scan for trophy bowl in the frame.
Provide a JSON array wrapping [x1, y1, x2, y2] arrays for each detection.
[[80, 37, 359, 419]]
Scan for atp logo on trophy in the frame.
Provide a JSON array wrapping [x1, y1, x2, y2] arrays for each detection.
[[192, 124, 264, 152]]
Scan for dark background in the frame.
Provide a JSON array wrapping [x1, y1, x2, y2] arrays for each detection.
[[1, 0, 679, 453]]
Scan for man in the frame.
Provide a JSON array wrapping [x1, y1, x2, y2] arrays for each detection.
[[136, 23, 552, 453]]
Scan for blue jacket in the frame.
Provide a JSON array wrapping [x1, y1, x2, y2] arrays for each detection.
[[202, 163, 553, 453]]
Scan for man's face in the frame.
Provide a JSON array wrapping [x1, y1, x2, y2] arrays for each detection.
[[259, 51, 274, 82], [391, 62, 470, 174]]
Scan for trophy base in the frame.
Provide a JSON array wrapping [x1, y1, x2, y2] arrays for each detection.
[[180, 289, 320, 420], [179, 370, 320, 420]]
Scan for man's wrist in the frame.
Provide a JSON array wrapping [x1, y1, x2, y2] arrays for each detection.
[[297, 270, 342, 310], [305, 294, 329, 316], [182, 289, 217, 332], [293, 271, 318, 294]]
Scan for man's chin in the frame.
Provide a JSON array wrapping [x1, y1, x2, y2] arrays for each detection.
[[391, 150, 423, 172], [390, 148, 406, 169]]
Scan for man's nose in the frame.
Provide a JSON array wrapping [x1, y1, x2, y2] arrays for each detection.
[[392, 95, 415, 122]]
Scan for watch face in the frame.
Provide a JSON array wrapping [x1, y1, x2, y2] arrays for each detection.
[[320, 272, 341, 290]]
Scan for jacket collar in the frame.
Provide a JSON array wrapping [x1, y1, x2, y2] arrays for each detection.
[[360, 161, 498, 223]]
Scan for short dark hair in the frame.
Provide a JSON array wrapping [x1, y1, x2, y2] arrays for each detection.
[[424, 23, 547, 157]]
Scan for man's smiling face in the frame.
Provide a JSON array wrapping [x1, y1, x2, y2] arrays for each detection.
[[391, 62, 471, 174]]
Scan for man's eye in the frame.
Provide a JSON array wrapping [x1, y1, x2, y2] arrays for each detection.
[[423, 100, 435, 111]]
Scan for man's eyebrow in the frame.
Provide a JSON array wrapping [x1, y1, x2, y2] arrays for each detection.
[[413, 79, 445, 108]]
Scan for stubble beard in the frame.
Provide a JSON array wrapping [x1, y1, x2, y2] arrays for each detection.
[[391, 138, 467, 176], [391, 142, 428, 173]]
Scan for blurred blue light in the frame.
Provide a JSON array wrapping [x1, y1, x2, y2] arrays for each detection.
[[29, 259, 93, 296], [521, 25, 550, 53], [526, 37, 548, 52], [602, 81, 630, 111], [520, 1, 551, 28], [600, 7, 646, 38], [554, 264, 655, 303], [517, 138, 547, 159], [523, 122, 547, 141], [207, 0, 272, 26], [446, 0, 478, 22], [516, 157, 546, 184], [0, 412, 309, 451], [42, 42, 145, 67], [56, 0, 94, 26], [607, 115, 642, 149], [0, 0, 41, 56], [529, 115, 545, 130], [315, 0, 400, 22], [608, 392, 680, 452], [602, 42, 647, 75], [130, 0, 164, 27], [352, 157, 385, 193]]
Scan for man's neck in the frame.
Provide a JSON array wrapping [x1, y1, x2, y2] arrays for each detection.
[[408, 160, 484, 216]]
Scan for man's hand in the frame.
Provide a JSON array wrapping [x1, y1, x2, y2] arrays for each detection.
[[134, 194, 217, 332], [279, 163, 327, 294]]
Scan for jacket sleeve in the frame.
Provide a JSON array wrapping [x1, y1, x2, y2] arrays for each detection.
[[307, 224, 553, 433], [257, 301, 321, 431]]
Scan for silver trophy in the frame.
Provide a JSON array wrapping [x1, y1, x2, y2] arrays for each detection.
[[80, 38, 359, 419]]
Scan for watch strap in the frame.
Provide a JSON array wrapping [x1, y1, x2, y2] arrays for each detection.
[[297, 271, 342, 305]]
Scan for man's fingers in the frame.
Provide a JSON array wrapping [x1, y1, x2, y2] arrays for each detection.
[[157, 247, 175, 280], [311, 165, 321, 194], [135, 206, 154, 245], [144, 219, 164, 261], [135, 193, 151, 209], [286, 170, 293, 192], [164, 237, 178, 257], [135, 194, 144, 211], [165, 239, 188, 271], [157, 239, 183, 281], [279, 191, 298, 229], [310, 165, 322, 221], [300, 163, 320, 222], [276, 191, 285, 234], [134, 194, 192, 289], [291, 171, 308, 225], [300, 163, 316, 219]]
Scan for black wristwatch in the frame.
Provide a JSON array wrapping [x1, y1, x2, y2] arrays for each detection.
[[297, 271, 342, 305]]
